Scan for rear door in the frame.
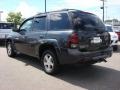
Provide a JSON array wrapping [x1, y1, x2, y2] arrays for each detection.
[[46, 12, 72, 45]]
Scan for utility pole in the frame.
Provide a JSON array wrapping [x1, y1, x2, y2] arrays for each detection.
[[103, 0, 105, 22], [45, 0, 46, 12], [105, 6, 108, 20], [0, 11, 3, 22], [100, 0, 106, 22]]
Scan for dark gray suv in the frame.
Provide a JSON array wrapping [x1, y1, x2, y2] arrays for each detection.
[[6, 9, 112, 74]]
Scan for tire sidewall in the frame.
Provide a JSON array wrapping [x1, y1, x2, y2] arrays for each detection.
[[41, 50, 58, 75], [7, 42, 15, 57]]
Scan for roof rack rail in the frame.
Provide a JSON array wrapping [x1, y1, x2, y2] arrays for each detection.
[[61, 9, 78, 11], [35, 9, 79, 16]]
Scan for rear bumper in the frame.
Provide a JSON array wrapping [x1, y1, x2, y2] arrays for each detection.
[[59, 47, 113, 64]]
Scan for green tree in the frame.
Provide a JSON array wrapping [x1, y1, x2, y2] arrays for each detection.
[[6, 12, 23, 26]]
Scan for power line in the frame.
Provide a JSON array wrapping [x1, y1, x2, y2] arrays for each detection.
[[100, 0, 107, 22]]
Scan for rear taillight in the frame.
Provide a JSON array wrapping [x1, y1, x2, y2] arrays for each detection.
[[67, 33, 79, 48]]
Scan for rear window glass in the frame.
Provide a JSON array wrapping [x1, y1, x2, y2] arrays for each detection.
[[0, 23, 14, 29], [72, 11, 105, 30]]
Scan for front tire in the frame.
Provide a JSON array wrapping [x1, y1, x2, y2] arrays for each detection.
[[41, 50, 59, 75], [7, 42, 16, 57]]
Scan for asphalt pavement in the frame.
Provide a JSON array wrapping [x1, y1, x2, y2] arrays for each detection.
[[0, 44, 120, 90]]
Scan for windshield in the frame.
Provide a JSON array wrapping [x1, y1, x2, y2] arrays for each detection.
[[72, 11, 105, 31], [0, 23, 14, 29], [106, 26, 113, 32]]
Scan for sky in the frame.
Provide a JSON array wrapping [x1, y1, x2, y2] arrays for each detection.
[[0, 0, 120, 21]]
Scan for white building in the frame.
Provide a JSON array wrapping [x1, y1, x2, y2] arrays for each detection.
[[105, 20, 120, 32]]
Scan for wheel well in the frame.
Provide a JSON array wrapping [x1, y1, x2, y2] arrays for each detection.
[[6, 39, 12, 42], [39, 44, 58, 60]]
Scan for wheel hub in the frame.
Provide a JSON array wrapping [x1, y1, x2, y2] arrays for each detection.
[[43, 54, 54, 72], [7, 44, 12, 55]]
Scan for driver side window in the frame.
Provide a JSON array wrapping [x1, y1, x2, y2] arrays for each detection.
[[20, 19, 33, 32]]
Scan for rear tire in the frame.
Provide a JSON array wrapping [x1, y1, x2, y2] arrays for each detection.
[[7, 42, 16, 57], [41, 50, 59, 75]]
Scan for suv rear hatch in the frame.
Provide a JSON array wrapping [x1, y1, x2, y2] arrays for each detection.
[[70, 11, 110, 52]]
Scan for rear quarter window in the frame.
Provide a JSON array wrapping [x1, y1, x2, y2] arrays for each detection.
[[49, 13, 71, 30]]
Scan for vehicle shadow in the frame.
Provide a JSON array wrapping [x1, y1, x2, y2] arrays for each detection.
[[113, 44, 120, 53], [56, 65, 120, 90], [13, 54, 120, 90], [14, 54, 43, 70], [0, 43, 5, 47]]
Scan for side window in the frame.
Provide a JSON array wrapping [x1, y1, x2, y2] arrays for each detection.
[[49, 13, 70, 30], [33, 17, 46, 31], [20, 19, 33, 32]]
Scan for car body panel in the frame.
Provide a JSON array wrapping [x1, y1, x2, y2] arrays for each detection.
[[105, 24, 118, 46], [109, 32, 118, 46], [0, 22, 14, 42]]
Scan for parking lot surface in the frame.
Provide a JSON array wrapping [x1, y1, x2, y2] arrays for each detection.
[[0, 44, 120, 90]]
